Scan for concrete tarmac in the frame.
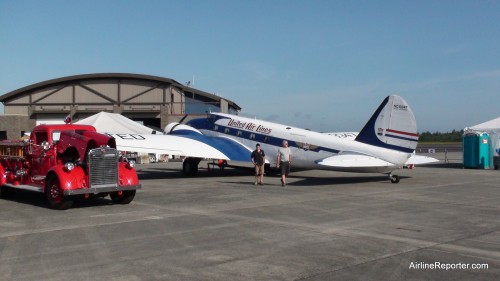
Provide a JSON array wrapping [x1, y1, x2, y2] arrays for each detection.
[[0, 158, 499, 281]]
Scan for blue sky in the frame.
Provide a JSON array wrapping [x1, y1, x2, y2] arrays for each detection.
[[1, 0, 499, 132]]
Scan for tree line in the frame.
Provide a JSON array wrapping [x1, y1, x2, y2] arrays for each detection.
[[418, 130, 463, 143]]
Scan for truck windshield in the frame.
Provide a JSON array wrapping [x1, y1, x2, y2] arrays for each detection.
[[52, 131, 61, 142], [34, 132, 48, 145]]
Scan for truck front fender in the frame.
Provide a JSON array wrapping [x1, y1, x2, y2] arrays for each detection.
[[47, 165, 87, 192], [118, 162, 140, 186]]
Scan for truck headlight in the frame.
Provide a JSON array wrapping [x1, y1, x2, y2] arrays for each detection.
[[126, 160, 136, 169], [64, 162, 75, 172]]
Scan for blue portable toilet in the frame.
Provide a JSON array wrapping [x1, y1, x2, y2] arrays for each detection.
[[463, 133, 491, 169]]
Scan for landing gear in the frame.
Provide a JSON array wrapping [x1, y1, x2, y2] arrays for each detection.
[[389, 174, 400, 184], [264, 163, 271, 175], [183, 157, 201, 176]]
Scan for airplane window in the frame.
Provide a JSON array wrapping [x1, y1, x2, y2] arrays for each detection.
[[224, 128, 230, 134], [250, 133, 256, 140], [237, 131, 242, 137], [214, 125, 219, 131], [264, 136, 270, 143]]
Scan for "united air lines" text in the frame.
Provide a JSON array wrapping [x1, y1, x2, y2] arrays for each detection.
[[227, 119, 272, 134]]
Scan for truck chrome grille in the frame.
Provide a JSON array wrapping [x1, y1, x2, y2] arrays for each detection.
[[88, 147, 118, 188]]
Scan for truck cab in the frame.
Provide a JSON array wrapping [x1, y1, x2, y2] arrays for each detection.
[[28, 125, 71, 182]]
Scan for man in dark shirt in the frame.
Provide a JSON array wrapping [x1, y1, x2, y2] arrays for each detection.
[[251, 143, 266, 185]]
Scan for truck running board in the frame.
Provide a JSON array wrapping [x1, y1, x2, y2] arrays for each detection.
[[4, 184, 43, 193]]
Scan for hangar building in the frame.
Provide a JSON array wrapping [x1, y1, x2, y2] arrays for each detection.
[[0, 73, 241, 140]]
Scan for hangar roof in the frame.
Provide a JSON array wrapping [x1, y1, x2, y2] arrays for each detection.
[[0, 73, 241, 110]]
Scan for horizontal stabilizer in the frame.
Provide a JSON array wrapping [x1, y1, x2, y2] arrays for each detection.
[[315, 152, 394, 168], [405, 155, 439, 165]]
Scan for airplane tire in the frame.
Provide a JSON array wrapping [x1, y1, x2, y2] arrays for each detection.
[[390, 175, 400, 184], [264, 163, 277, 176], [46, 176, 73, 210], [183, 158, 200, 176], [110, 190, 136, 204]]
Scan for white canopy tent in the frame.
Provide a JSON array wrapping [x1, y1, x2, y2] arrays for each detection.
[[464, 117, 500, 169], [75, 112, 161, 134], [465, 117, 500, 154], [75, 112, 164, 163]]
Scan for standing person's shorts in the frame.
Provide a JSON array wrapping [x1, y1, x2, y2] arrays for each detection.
[[255, 164, 264, 175], [280, 161, 290, 176]]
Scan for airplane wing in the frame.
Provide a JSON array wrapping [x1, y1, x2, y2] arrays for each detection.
[[107, 133, 253, 161], [315, 152, 395, 168], [75, 113, 254, 161]]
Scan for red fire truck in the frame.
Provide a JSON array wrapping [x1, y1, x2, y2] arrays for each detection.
[[0, 124, 141, 209]]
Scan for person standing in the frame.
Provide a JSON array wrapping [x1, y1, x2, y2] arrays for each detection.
[[277, 140, 292, 186], [251, 143, 266, 185]]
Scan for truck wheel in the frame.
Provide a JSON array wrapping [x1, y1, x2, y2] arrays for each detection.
[[46, 176, 73, 210], [0, 186, 15, 198], [110, 190, 136, 204]]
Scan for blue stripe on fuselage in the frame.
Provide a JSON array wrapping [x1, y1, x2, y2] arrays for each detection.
[[187, 116, 340, 155], [170, 132, 250, 161]]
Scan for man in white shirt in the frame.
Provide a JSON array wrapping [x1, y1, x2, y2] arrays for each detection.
[[276, 140, 292, 186]]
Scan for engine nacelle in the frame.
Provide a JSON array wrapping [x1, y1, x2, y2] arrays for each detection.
[[164, 123, 202, 135]]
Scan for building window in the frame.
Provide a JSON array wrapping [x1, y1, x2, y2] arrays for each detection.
[[0, 131, 6, 141], [185, 97, 221, 114]]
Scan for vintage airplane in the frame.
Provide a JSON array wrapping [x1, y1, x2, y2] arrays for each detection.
[[85, 95, 436, 183], [170, 95, 435, 183]]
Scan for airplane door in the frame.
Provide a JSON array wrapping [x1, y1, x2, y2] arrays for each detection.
[[287, 129, 309, 166]]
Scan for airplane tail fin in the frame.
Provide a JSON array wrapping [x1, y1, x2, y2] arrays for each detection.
[[355, 95, 418, 153]]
